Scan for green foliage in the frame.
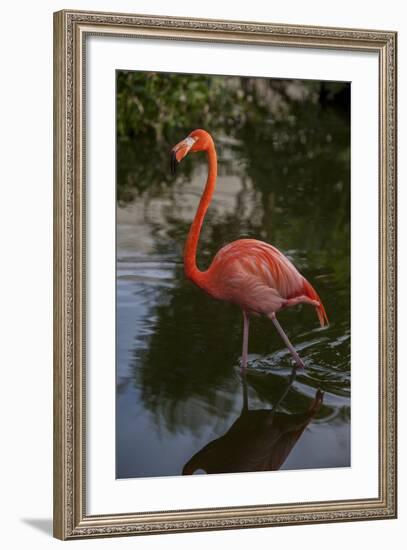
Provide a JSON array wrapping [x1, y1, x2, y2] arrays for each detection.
[[116, 71, 349, 205], [117, 71, 251, 141]]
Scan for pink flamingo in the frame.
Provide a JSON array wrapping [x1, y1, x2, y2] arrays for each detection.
[[171, 129, 328, 370]]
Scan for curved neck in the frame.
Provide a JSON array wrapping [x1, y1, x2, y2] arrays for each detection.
[[184, 144, 217, 283]]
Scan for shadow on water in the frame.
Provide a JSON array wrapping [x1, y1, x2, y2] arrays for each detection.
[[182, 367, 324, 475]]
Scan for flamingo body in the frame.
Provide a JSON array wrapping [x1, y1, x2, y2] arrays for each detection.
[[171, 128, 328, 370], [195, 238, 327, 326]]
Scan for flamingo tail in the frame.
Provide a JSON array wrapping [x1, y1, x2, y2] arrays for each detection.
[[302, 279, 329, 328]]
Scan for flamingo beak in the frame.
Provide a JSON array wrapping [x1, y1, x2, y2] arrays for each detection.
[[170, 150, 178, 176], [170, 136, 196, 175]]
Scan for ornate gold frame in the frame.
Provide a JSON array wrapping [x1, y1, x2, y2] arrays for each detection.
[[53, 9, 397, 540]]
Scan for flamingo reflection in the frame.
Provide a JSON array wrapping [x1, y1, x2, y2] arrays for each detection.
[[182, 368, 323, 475]]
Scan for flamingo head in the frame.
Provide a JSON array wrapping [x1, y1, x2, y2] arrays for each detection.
[[170, 129, 213, 175]]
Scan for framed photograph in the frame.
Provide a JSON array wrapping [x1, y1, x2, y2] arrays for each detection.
[[53, 9, 397, 540]]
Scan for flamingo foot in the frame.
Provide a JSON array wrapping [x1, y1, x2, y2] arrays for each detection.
[[294, 357, 306, 370]]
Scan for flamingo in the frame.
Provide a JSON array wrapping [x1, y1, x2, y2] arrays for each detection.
[[171, 129, 328, 370]]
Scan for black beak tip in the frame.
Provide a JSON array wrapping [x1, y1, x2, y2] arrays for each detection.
[[170, 151, 178, 176]]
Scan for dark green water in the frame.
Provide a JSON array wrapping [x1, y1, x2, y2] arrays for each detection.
[[116, 76, 350, 479]]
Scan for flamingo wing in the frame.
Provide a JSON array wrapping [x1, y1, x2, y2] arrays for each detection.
[[204, 239, 328, 326]]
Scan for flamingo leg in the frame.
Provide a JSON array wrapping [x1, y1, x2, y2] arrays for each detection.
[[269, 313, 305, 369], [241, 310, 250, 370]]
